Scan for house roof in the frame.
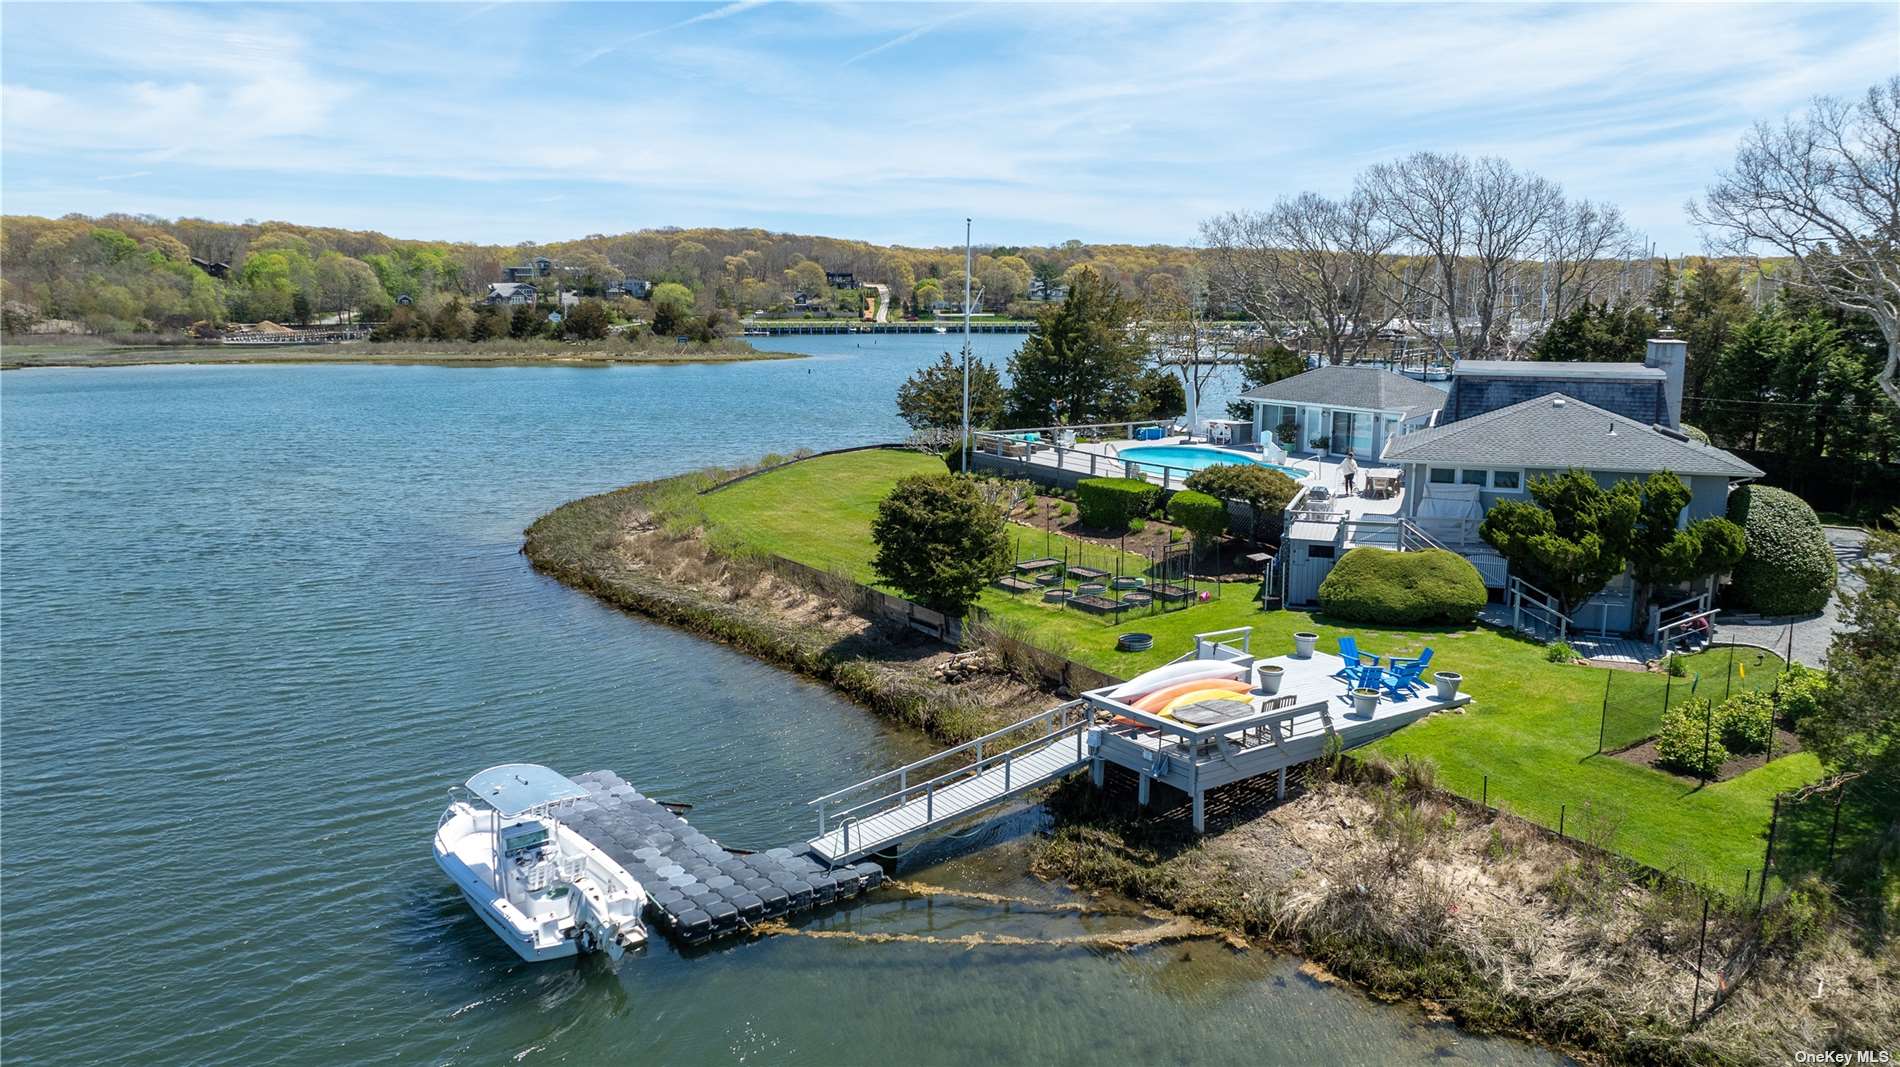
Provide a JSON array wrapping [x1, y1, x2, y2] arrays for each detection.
[[486, 282, 535, 296], [1238, 365, 1448, 419], [1381, 393, 1763, 478], [1452, 359, 1665, 381]]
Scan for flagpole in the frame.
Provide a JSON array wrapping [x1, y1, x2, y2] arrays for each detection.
[[962, 217, 972, 474]]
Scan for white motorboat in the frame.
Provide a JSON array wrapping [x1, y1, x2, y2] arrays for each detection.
[[434, 763, 648, 962]]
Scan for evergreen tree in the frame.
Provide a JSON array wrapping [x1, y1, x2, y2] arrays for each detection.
[[1674, 261, 1751, 423], [1704, 310, 1788, 449], [1532, 300, 1657, 362], [1004, 269, 1148, 426], [895, 350, 1007, 431]]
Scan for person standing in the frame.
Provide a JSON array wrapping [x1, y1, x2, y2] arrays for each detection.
[[1341, 449, 1358, 496]]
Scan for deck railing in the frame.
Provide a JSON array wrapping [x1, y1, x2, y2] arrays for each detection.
[[809, 700, 1094, 837], [971, 427, 1258, 491], [1509, 577, 1572, 643]]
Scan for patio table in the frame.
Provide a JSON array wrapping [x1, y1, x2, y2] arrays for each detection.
[[1172, 698, 1254, 727]]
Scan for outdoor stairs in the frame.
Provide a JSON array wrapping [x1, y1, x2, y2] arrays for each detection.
[[806, 702, 1093, 866]]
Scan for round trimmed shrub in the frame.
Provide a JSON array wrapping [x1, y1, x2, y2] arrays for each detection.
[[1316, 547, 1487, 626], [1166, 490, 1228, 545], [1656, 699, 1726, 777], [1726, 485, 1835, 616], [1681, 423, 1711, 445], [1076, 477, 1158, 530], [1715, 691, 1773, 754]]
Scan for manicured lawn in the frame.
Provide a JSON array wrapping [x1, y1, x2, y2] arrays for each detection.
[[697, 449, 946, 577], [695, 449, 1826, 890]]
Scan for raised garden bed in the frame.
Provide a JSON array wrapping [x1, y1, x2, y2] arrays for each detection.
[[1075, 582, 1107, 597], [1150, 582, 1192, 603], [1112, 576, 1146, 591], [994, 576, 1038, 594], [1043, 588, 1073, 604], [1068, 594, 1125, 616], [1067, 566, 1110, 581], [1120, 592, 1153, 609], [1034, 571, 1063, 586], [1013, 557, 1062, 573]]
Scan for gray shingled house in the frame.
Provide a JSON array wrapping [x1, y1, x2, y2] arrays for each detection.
[[1273, 338, 1763, 635], [1239, 364, 1450, 459]]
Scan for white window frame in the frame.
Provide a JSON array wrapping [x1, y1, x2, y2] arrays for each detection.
[[1427, 466, 1456, 485], [1459, 468, 1489, 487], [1489, 468, 1526, 493]]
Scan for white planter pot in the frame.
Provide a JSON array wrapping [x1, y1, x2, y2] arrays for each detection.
[[1433, 671, 1463, 701], [1257, 665, 1285, 695], [1293, 632, 1319, 658], [1351, 687, 1380, 717]]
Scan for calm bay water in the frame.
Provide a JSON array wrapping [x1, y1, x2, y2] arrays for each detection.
[[0, 336, 1563, 1065]]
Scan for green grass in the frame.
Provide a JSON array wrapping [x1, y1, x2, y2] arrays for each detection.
[[694, 449, 1828, 889]]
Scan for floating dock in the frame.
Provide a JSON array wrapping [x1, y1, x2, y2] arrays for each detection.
[[565, 770, 883, 946]]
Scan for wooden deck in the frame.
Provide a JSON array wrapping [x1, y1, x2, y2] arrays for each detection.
[[799, 629, 1474, 862]]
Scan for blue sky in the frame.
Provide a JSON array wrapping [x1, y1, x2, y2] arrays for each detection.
[[2, 2, 1892, 252]]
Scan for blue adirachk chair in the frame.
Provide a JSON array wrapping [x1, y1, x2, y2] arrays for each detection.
[[1332, 636, 1382, 681], [1379, 660, 1430, 699], [1389, 647, 1434, 673]]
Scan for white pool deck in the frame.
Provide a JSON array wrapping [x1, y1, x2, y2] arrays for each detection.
[[989, 434, 1406, 523]]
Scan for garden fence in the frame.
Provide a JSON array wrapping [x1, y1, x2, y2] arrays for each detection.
[[1595, 638, 1791, 755], [997, 532, 1221, 625]]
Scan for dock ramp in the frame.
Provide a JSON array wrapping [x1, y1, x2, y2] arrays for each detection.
[[807, 701, 1093, 866]]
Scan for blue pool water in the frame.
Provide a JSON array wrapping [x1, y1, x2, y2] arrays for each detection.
[[1118, 444, 1308, 478]]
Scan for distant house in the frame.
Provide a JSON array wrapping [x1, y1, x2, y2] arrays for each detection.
[[482, 282, 538, 307], [609, 278, 651, 299], [189, 256, 231, 279], [503, 257, 555, 284], [1239, 364, 1449, 458], [824, 270, 857, 289], [1028, 278, 1068, 302]]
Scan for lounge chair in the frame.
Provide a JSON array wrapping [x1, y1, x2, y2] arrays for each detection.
[[1332, 636, 1382, 681], [1340, 660, 1385, 691], [1378, 660, 1430, 699]]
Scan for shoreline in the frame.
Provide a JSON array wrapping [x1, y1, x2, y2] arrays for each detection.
[[0, 340, 808, 371], [522, 465, 1893, 1067]]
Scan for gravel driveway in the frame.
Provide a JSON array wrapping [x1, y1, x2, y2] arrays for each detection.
[[1717, 527, 1871, 667]]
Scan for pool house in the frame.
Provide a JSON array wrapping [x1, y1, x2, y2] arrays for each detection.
[[1238, 365, 1448, 460]]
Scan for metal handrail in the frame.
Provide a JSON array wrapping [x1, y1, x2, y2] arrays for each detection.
[[807, 700, 1083, 808], [1657, 607, 1720, 646], [819, 711, 1095, 831]]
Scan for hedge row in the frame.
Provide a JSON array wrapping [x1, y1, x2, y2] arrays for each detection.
[[1076, 477, 1159, 529]]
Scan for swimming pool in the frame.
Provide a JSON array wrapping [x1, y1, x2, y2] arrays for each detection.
[[1117, 444, 1308, 478]]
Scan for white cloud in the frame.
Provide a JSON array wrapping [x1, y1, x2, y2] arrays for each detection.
[[1, 1, 1892, 250]]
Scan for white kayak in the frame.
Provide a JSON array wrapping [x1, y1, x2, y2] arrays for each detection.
[[1103, 660, 1248, 702]]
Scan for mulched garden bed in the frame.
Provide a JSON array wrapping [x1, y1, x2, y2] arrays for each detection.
[[1608, 725, 1804, 783]]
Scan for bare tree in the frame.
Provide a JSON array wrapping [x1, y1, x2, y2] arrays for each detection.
[[1691, 77, 1900, 405], [1200, 190, 1396, 365], [1362, 152, 1563, 359], [1145, 269, 1223, 432], [1541, 197, 1641, 323]]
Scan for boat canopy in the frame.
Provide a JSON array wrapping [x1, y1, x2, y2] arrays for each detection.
[[465, 763, 588, 817]]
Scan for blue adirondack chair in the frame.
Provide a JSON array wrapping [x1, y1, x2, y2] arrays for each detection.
[[1379, 659, 1430, 699], [1389, 647, 1434, 673], [1333, 636, 1382, 681]]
